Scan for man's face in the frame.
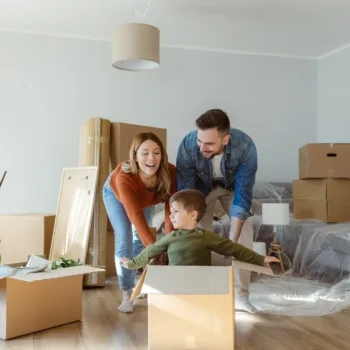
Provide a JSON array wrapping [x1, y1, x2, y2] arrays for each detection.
[[197, 128, 230, 159]]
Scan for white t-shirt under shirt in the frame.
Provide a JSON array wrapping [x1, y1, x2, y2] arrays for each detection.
[[211, 153, 224, 179]]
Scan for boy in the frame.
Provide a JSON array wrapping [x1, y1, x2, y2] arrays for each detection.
[[121, 189, 279, 269]]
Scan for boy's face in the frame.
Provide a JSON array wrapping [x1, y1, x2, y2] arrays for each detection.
[[170, 201, 197, 229]]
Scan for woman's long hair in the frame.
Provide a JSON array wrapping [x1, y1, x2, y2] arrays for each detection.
[[122, 132, 171, 201]]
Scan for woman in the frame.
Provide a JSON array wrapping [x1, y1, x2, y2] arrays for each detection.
[[103, 132, 176, 313]]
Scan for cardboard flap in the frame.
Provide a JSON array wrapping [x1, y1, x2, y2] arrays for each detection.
[[141, 266, 232, 295], [130, 266, 149, 301], [232, 260, 274, 276], [10, 266, 104, 282]]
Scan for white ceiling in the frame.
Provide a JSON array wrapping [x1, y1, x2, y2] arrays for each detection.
[[1, 0, 350, 59]]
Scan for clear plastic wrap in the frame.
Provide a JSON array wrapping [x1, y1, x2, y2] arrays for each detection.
[[249, 274, 350, 316], [251, 181, 293, 215], [214, 214, 350, 315]]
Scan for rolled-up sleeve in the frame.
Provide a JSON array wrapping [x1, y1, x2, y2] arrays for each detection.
[[230, 141, 258, 220]]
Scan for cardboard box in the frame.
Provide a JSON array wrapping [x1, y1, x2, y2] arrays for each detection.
[[0, 214, 55, 265], [299, 143, 350, 179], [110, 122, 167, 169], [293, 179, 350, 222], [132, 260, 273, 350], [0, 265, 103, 340]]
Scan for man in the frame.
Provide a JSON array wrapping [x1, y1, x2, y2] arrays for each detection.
[[176, 108, 258, 313]]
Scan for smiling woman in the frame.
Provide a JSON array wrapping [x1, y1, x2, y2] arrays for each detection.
[[102, 132, 177, 314]]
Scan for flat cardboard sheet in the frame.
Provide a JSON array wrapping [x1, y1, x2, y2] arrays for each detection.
[[232, 260, 274, 276], [83, 118, 110, 286], [0, 214, 55, 265], [49, 167, 98, 262]]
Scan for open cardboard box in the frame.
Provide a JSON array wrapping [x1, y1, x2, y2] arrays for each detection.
[[131, 254, 274, 350], [0, 255, 104, 340], [0, 166, 104, 340]]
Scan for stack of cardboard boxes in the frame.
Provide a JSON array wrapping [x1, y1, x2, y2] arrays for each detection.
[[79, 121, 167, 279], [293, 143, 350, 222]]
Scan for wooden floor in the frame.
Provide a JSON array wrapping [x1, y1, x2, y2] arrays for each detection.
[[1, 277, 350, 350]]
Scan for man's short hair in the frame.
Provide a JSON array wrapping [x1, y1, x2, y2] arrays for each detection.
[[170, 190, 207, 222], [195, 109, 230, 135]]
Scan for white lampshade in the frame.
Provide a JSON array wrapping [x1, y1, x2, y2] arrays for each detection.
[[112, 23, 160, 71], [262, 203, 290, 225]]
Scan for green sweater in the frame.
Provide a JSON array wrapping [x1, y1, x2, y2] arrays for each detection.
[[125, 228, 265, 269]]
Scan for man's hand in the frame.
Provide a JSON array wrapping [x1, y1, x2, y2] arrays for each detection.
[[120, 257, 132, 269], [263, 256, 280, 267], [229, 217, 245, 242]]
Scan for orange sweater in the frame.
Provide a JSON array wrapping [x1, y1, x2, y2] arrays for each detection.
[[109, 163, 177, 246]]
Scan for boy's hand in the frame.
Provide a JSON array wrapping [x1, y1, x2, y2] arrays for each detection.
[[120, 257, 132, 269], [263, 256, 280, 267]]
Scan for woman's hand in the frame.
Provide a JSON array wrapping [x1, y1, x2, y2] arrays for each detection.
[[263, 256, 280, 267], [120, 257, 132, 269]]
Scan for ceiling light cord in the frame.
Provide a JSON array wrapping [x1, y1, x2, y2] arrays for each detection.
[[135, 0, 153, 18]]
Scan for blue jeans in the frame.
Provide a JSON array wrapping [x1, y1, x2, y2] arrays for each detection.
[[102, 175, 153, 291]]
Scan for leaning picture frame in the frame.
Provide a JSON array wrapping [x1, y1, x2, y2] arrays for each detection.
[[49, 166, 99, 264]]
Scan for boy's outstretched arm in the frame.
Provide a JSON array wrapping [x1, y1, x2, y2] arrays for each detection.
[[206, 231, 278, 266], [121, 235, 170, 269]]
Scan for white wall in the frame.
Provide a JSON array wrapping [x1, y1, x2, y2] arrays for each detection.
[[0, 31, 317, 214], [317, 46, 350, 142]]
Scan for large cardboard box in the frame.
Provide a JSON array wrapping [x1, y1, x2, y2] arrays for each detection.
[[293, 179, 350, 222], [110, 122, 167, 169], [0, 214, 55, 265], [0, 265, 103, 340], [132, 260, 273, 350], [299, 143, 350, 179]]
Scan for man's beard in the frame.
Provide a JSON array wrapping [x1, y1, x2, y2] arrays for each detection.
[[201, 145, 225, 159]]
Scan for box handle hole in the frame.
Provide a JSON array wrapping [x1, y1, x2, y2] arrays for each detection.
[[327, 153, 337, 157]]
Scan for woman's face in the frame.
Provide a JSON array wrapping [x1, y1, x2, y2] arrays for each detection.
[[136, 140, 162, 177]]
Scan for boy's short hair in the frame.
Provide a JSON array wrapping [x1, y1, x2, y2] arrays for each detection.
[[170, 190, 207, 222]]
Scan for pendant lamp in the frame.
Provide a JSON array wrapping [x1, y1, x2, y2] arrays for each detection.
[[112, 23, 160, 71]]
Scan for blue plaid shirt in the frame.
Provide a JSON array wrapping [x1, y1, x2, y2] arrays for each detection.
[[176, 128, 258, 220]]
